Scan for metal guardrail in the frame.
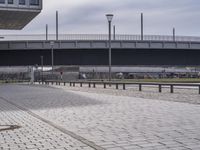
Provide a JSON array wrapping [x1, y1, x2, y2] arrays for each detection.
[[1, 34, 200, 42], [40, 80, 200, 94]]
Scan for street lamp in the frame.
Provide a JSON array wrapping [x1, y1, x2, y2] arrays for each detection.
[[106, 14, 114, 82], [50, 41, 54, 76]]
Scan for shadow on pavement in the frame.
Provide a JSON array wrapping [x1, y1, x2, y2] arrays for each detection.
[[0, 84, 105, 111]]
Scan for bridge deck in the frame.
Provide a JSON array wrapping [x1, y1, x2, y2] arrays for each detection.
[[0, 40, 200, 50]]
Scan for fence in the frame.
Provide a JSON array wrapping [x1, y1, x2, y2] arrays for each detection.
[[1, 34, 200, 42], [39, 80, 200, 95]]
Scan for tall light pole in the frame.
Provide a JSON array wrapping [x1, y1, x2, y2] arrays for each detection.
[[106, 14, 114, 82], [50, 41, 54, 75]]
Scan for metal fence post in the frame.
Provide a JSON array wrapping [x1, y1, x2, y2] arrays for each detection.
[[170, 85, 174, 93], [123, 83, 126, 90], [159, 84, 162, 93], [104, 83, 106, 89], [116, 83, 118, 89], [139, 84, 142, 91], [199, 86, 200, 94]]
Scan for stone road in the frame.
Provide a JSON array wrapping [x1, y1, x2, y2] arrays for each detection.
[[1, 84, 200, 150]]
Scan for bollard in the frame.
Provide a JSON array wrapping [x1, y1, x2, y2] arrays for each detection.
[[80, 82, 82, 87], [73, 83, 75, 87], [139, 84, 142, 91], [116, 83, 119, 89], [70, 82, 72, 86], [93, 83, 96, 88], [64, 82, 66, 86], [104, 83, 106, 89], [159, 84, 162, 93], [199, 86, 200, 94], [123, 83, 126, 90], [59, 82, 60, 85], [51, 81, 53, 85], [89, 83, 91, 88], [170, 85, 174, 93]]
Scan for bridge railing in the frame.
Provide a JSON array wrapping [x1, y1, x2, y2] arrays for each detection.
[[1, 34, 200, 42]]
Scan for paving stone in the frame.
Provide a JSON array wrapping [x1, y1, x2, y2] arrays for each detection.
[[1, 84, 200, 150]]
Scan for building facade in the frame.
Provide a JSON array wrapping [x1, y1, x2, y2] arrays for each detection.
[[0, 0, 42, 29]]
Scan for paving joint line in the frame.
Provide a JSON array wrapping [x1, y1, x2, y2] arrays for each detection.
[[0, 97, 105, 150]]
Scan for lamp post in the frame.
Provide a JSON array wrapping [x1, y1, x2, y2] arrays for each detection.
[[40, 56, 44, 83], [50, 41, 54, 75], [106, 14, 114, 82]]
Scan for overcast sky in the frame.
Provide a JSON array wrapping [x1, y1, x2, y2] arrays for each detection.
[[1, 0, 200, 36]]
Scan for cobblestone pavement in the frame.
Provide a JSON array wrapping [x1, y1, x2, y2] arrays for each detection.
[[1, 84, 200, 150], [0, 100, 94, 150]]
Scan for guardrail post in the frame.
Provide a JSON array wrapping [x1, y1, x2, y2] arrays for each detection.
[[123, 83, 126, 90], [159, 84, 162, 93], [116, 83, 118, 89], [170, 85, 174, 93], [199, 86, 200, 94], [104, 83, 106, 89], [139, 84, 142, 91], [93, 83, 96, 88], [80, 82, 82, 87], [89, 83, 91, 88]]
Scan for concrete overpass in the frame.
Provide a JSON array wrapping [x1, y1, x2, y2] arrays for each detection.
[[0, 34, 200, 66]]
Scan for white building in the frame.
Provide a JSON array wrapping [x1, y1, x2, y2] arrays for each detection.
[[0, 0, 42, 29]]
